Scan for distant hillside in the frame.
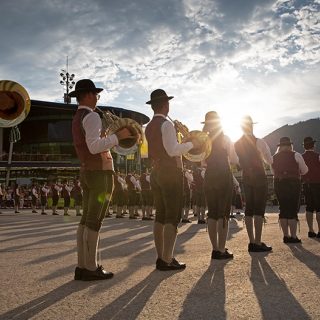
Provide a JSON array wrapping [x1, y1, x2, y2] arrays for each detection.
[[263, 118, 320, 154]]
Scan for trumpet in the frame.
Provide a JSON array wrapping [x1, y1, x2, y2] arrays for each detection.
[[167, 116, 211, 162], [95, 106, 143, 156]]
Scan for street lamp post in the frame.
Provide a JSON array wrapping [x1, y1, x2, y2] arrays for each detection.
[[60, 57, 75, 104]]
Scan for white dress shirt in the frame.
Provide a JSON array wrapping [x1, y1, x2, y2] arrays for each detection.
[[294, 152, 309, 175], [153, 114, 194, 157], [79, 106, 119, 154]]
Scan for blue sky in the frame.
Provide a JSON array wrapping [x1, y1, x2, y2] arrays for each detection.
[[1, 0, 319, 140]]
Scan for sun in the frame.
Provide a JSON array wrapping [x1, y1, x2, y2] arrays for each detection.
[[220, 113, 244, 142]]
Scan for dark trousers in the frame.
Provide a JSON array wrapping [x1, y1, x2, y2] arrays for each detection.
[[150, 166, 183, 226], [304, 183, 320, 212], [274, 178, 301, 219], [80, 170, 114, 231]]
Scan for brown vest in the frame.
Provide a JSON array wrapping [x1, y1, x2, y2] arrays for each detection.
[[273, 151, 299, 179], [145, 116, 182, 168], [72, 108, 113, 171], [302, 151, 320, 183]]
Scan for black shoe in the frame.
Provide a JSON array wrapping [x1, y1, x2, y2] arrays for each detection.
[[317, 232, 320, 238], [308, 231, 317, 238], [219, 249, 234, 259], [198, 220, 206, 224], [289, 237, 302, 243], [156, 258, 186, 271], [81, 265, 114, 281], [211, 250, 221, 259], [76, 213, 82, 216], [283, 236, 291, 243], [249, 243, 272, 252], [41, 212, 47, 215], [32, 210, 38, 213], [116, 215, 124, 218], [15, 211, 20, 213], [129, 216, 138, 219], [74, 267, 84, 280], [181, 219, 192, 223], [53, 212, 59, 215]]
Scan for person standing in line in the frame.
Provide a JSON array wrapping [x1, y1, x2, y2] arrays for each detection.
[[62, 180, 73, 216], [71, 179, 83, 217], [51, 181, 61, 215], [272, 137, 308, 243], [145, 89, 200, 271], [301, 137, 320, 238], [14, 183, 21, 213], [40, 182, 50, 215], [140, 169, 153, 220], [181, 168, 193, 223], [202, 111, 239, 260], [234, 115, 273, 252], [31, 183, 39, 213], [71, 79, 132, 281], [0, 183, 3, 214]]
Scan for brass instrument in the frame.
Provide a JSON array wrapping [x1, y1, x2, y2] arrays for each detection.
[[0, 80, 31, 128], [167, 116, 211, 162], [95, 106, 143, 156]]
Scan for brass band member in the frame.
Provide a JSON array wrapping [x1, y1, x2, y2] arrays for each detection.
[[193, 166, 206, 224], [234, 115, 273, 252], [202, 111, 239, 260], [181, 168, 193, 223], [140, 169, 153, 220], [62, 180, 73, 216], [112, 172, 125, 218], [40, 182, 50, 215], [51, 181, 61, 215], [71, 79, 131, 281], [301, 137, 320, 238], [71, 180, 83, 217], [13, 183, 21, 213], [272, 137, 308, 243], [31, 183, 39, 214], [145, 89, 200, 271]]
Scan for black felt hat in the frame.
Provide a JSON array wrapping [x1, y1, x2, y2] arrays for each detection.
[[69, 79, 103, 97], [146, 89, 173, 105], [277, 137, 293, 146]]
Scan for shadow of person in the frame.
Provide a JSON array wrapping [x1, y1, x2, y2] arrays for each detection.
[[250, 254, 311, 320], [287, 244, 320, 278], [0, 281, 92, 320], [89, 270, 172, 320], [178, 261, 229, 320]]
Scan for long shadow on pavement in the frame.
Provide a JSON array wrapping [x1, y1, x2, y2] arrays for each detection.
[[178, 261, 229, 320], [250, 254, 311, 320], [0, 281, 92, 320], [89, 270, 172, 320], [287, 244, 320, 278]]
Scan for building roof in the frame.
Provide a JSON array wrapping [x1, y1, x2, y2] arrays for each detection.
[[30, 100, 150, 125]]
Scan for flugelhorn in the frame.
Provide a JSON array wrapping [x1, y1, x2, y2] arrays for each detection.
[[95, 106, 143, 156], [168, 116, 211, 162], [0, 80, 31, 128]]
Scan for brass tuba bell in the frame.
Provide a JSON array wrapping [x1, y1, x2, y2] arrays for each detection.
[[168, 116, 212, 162], [95, 106, 143, 156], [0, 80, 31, 128]]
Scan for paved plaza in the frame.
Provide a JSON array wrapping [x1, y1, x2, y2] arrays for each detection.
[[0, 208, 319, 320]]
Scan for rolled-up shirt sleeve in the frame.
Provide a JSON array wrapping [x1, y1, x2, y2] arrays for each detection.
[[82, 111, 119, 154], [161, 120, 193, 157], [295, 152, 308, 175]]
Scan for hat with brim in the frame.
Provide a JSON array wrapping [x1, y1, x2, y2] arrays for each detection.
[[146, 89, 173, 105], [277, 136, 293, 146], [303, 136, 316, 146], [201, 111, 220, 124], [68, 79, 103, 97], [241, 115, 257, 125]]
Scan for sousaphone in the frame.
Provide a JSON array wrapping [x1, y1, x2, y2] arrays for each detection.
[[0, 80, 31, 127]]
